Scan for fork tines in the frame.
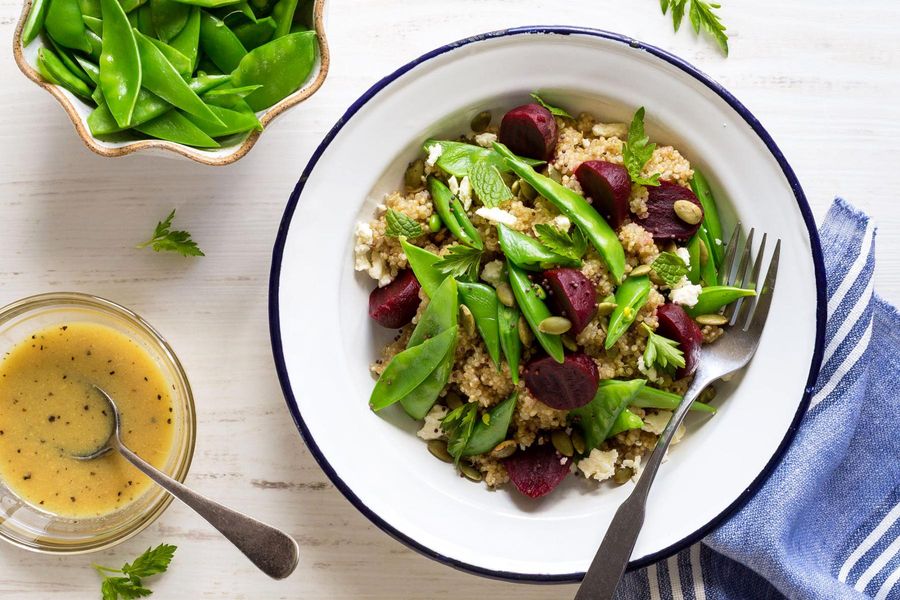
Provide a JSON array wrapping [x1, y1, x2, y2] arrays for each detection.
[[719, 225, 780, 332]]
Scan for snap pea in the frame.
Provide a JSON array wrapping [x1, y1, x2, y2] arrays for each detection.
[[78, 0, 100, 17], [169, 7, 201, 70], [400, 240, 445, 297], [690, 170, 725, 267], [232, 16, 275, 49], [148, 36, 192, 77], [82, 14, 102, 35], [199, 11, 247, 73], [231, 30, 316, 111], [150, 0, 191, 42], [687, 232, 701, 285], [497, 301, 521, 384], [422, 139, 544, 179], [36, 47, 93, 99], [99, 0, 141, 126], [631, 386, 716, 414], [120, 0, 146, 12], [167, 0, 244, 6], [369, 327, 458, 412], [496, 224, 579, 271], [85, 28, 102, 60], [45, 0, 91, 52], [73, 55, 100, 84], [607, 408, 643, 438], [697, 226, 718, 287], [47, 36, 93, 86], [458, 282, 501, 368], [135, 3, 154, 34], [183, 103, 261, 137], [461, 393, 517, 456], [270, 0, 297, 38], [493, 142, 626, 284], [202, 83, 262, 105], [428, 177, 482, 250], [686, 286, 756, 317], [569, 379, 646, 450], [134, 109, 220, 147], [508, 262, 564, 363], [22, 0, 50, 46], [605, 275, 651, 349]]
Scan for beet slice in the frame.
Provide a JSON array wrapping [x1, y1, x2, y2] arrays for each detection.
[[543, 268, 597, 334], [499, 103, 558, 162], [656, 303, 703, 378], [368, 269, 421, 328], [574, 160, 631, 228], [504, 443, 570, 499], [642, 181, 704, 241], [524, 353, 599, 410]]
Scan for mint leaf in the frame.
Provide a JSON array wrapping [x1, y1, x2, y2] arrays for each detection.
[[530, 92, 573, 119], [441, 402, 477, 462], [433, 245, 482, 281], [622, 107, 661, 187], [642, 323, 685, 371], [384, 208, 423, 238], [423, 140, 544, 178], [651, 251, 689, 286], [534, 223, 587, 261], [469, 158, 513, 208]]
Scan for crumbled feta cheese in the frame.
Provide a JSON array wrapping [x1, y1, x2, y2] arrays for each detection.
[[480, 260, 505, 286], [715, 238, 723, 246], [577, 449, 618, 481], [553, 215, 571, 231], [641, 410, 671, 435], [474, 132, 497, 148], [416, 405, 448, 441], [621, 455, 642, 481], [675, 247, 691, 267], [669, 276, 702, 307], [458, 176, 472, 210], [475, 207, 517, 226], [369, 253, 391, 287], [591, 122, 629, 138], [448, 176, 459, 195], [672, 422, 686, 445], [637, 356, 659, 383], [581, 138, 591, 149], [425, 143, 443, 167], [354, 222, 374, 272]]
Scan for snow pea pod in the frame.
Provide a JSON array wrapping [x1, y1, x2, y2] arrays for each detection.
[[458, 282, 501, 368], [400, 240, 445, 297], [98, 0, 140, 126], [74, 55, 100, 84], [199, 11, 247, 73], [697, 226, 718, 287], [631, 386, 716, 414], [686, 286, 756, 317], [36, 47, 93, 99], [21, 0, 50, 45], [231, 30, 316, 111], [169, 7, 200, 70], [607, 408, 643, 438], [167, 0, 243, 6], [233, 16, 275, 49], [148, 36, 192, 77], [690, 170, 725, 267], [462, 393, 518, 456], [498, 301, 521, 384], [493, 142, 626, 284], [47, 36, 93, 86], [82, 14, 102, 34], [120, 0, 146, 12], [270, 0, 297, 38], [496, 224, 579, 271], [369, 327, 458, 412], [687, 232, 701, 285], [150, 0, 190, 41], [508, 262, 564, 363], [45, 0, 91, 52], [570, 379, 646, 450], [136, 31, 222, 123], [606, 275, 651, 349], [78, 0, 100, 17], [428, 177, 482, 250], [85, 28, 102, 60], [134, 109, 220, 146], [183, 103, 261, 137], [422, 139, 544, 179]]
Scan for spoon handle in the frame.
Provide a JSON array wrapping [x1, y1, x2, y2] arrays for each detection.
[[116, 443, 299, 579]]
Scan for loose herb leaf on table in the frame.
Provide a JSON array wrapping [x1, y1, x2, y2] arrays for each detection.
[[622, 107, 660, 187], [384, 208, 423, 238], [137, 209, 205, 257], [659, 0, 729, 56], [94, 543, 177, 600]]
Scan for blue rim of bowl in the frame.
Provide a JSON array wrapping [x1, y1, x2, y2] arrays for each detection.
[[269, 26, 827, 584]]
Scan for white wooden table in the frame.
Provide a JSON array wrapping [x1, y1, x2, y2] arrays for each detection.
[[0, 1, 897, 597]]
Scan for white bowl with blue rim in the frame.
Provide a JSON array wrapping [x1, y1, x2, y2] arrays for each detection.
[[270, 26, 825, 582]]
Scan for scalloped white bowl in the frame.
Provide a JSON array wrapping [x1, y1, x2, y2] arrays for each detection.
[[270, 27, 825, 581]]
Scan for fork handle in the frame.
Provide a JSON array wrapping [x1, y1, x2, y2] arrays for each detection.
[[574, 373, 710, 600]]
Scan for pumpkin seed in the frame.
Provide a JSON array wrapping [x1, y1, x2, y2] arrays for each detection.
[[490, 439, 517, 459], [518, 316, 533, 346], [613, 466, 634, 484], [551, 430, 574, 457], [596, 301, 617, 317], [444, 391, 463, 410], [470, 110, 491, 133], [571, 430, 586, 455], [673, 199, 703, 225], [427, 439, 453, 463], [630, 264, 651, 277], [404, 159, 425, 191], [496, 282, 515, 307], [561, 334, 578, 352], [460, 304, 476, 336], [698, 237, 709, 266], [699, 385, 718, 404], [510, 180, 520, 195], [538, 316, 572, 335], [459, 462, 483, 482], [695, 313, 728, 326], [428, 213, 442, 233], [518, 180, 537, 201]]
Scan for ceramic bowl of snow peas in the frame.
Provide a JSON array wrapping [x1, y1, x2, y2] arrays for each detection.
[[13, 0, 329, 164]]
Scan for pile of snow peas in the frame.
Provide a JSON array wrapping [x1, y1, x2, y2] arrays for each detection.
[[21, 0, 317, 148]]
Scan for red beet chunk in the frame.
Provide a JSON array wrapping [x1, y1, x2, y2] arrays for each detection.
[[499, 103, 558, 161], [505, 443, 570, 499], [574, 160, 631, 228], [543, 268, 597, 334], [368, 269, 421, 328], [642, 181, 703, 241], [524, 353, 599, 410], [656, 303, 703, 378]]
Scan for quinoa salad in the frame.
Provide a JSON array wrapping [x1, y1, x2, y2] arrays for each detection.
[[355, 94, 754, 499]]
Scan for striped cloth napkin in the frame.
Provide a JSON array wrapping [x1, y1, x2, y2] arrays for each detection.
[[617, 199, 900, 600]]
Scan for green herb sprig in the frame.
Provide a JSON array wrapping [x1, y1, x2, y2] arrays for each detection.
[[433, 245, 483, 281], [534, 223, 588, 262], [441, 402, 477, 462], [530, 92, 573, 119], [623, 107, 661, 187], [642, 323, 686, 372], [385, 208, 423, 238], [659, 0, 729, 56], [137, 210, 204, 257], [651, 251, 689, 287], [94, 544, 177, 600]]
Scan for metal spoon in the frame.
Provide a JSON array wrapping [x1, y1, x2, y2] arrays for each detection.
[[74, 386, 299, 580]]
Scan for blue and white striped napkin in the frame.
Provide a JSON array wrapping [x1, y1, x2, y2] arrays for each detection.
[[618, 199, 900, 600]]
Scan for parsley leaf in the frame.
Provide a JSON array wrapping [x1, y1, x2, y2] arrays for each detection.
[[651, 251, 689, 287], [433, 245, 482, 281], [534, 223, 588, 262], [530, 92, 573, 119], [623, 107, 660, 187], [384, 208, 423, 238], [660, 0, 728, 56], [642, 323, 686, 372], [469, 158, 513, 208], [136, 210, 204, 257], [441, 402, 478, 462], [95, 544, 177, 600]]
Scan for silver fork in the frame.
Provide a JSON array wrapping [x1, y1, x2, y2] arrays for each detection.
[[574, 227, 780, 600]]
